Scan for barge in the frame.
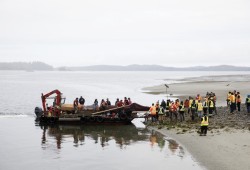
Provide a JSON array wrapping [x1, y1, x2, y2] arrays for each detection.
[[35, 89, 149, 125]]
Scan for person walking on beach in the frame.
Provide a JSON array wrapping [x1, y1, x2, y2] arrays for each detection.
[[179, 101, 185, 122], [158, 106, 164, 123], [203, 97, 208, 115], [190, 100, 197, 121], [236, 92, 241, 112], [208, 97, 215, 115], [165, 100, 171, 117], [184, 99, 189, 115], [197, 100, 203, 118], [160, 99, 166, 110], [188, 97, 193, 114], [200, 114, 209, 136], [229, 92, 236, 113], [245, 96, 250, 113], [155, 101, 160, 121], [170, 102, 178, 122], [149, 103, 157, 122]]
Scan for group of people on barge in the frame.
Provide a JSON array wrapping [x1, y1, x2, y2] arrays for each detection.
[[73, 96, 132, 112]]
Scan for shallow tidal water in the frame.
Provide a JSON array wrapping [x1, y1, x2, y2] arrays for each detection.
[[0, 117, 202, 170], [1, 70, 246, 170]]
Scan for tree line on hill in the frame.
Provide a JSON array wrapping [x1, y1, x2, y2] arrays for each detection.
[[0, 62, 250, 71]]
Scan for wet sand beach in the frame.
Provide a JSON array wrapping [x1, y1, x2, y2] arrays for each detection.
[[143, 74, 250, 170], [150, 127, 250, 170], [142, 74, 250, 106]]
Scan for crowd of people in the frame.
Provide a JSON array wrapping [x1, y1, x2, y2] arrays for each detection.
[[227, 90, 250, 114], [148, 92, 217, 124]]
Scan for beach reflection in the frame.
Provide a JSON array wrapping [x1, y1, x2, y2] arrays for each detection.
[[39, 124, 185, 158], [39, 125, 150, 148]]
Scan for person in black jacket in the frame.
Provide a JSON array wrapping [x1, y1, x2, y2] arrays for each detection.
[[79, 96, 85, 105]]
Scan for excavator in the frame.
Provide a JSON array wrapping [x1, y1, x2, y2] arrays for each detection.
[[35, 89, 65, 117]]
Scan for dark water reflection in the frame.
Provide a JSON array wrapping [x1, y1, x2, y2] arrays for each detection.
[[39, 124, 171, 150], [0, 117, 203, 170]]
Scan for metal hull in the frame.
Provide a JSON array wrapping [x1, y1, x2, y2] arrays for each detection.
[[37, 116, 133, 125]]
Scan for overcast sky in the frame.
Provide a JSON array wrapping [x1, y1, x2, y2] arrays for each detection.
[[0, 0, 249, 67]]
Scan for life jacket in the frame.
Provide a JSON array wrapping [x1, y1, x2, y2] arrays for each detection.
[[149, 106, 156, 115], [195, 99, 198, 104], [191, 103, 196, 110], [203, 101, 208, 108], [170, 104, 177, 112], [201, 116, 209, 126], [230, 95, 235, 103], [158, 107, 164, 115], [247, 98, 250, 103], [197, 103, 203, 111], [189, 99, 193, 108], [180, 105, 185, 112], [209, 100, 214, 107]]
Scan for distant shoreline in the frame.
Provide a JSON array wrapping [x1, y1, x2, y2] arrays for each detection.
[[1, 62, 250, 71]]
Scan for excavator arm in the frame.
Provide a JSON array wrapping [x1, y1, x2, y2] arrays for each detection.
[[41, 89, 62, 112]]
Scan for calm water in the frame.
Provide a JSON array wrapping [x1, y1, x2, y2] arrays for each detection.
[[1, 70, 249, 170]]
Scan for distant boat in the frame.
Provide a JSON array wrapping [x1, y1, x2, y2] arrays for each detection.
[[35, 89, 149, 125]]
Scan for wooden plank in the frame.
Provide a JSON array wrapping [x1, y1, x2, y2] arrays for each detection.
[[91, 105, 129, 115]]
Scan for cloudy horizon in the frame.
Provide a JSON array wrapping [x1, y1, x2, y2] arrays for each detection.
[[0, 0, 249, 67]]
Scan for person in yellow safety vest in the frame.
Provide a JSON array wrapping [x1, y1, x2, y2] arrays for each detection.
[[188, 97, 193, 114], [197, 100, 203, 118], [200, 114, 209, 136], [195, 94, 202, 104], [236, 92, 241, 112], [165, 100, 171, 117], [195, 97, 199, 105], [190, 100, 197, 121], [203, 97, 208, 114], [229, 92, 236, 113], [158, 106, 164, 123], [149, 103, 157, 122], [245, 96, 250, 113], [208, 97, 214, 115], [179, 101, 185, 122]]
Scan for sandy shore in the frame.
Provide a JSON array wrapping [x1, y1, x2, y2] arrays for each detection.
[[143, 74, 250, 170], [149, 126, 250, 170], [142, 74, 250, 106]]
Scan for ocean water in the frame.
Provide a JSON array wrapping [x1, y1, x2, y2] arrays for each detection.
[[0, 70, 249, 170]]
